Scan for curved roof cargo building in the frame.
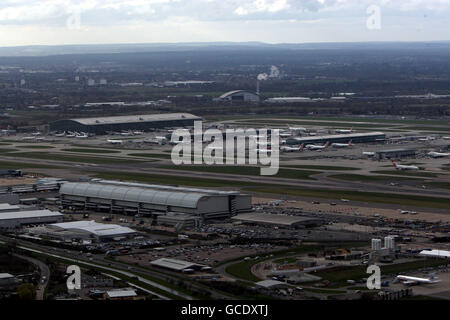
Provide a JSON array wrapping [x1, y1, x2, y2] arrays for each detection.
[[60, 182, 252, 219], [215, 90, 260, 102], [49, 113, 201, 134]]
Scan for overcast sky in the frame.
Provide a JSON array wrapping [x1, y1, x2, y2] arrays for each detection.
[[0, 0, 449, 46]]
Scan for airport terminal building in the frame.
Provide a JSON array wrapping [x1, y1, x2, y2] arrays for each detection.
[[59, 181, 252, 220], [286, 132, 386, 145], [49, 113, 201, 134]]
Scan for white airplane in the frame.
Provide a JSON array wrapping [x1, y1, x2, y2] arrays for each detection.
[[306, 141, 329, 151], [66, 133, 76, 138], [332, 140, 353, 148], [335, 128, 353, 134], [362, 151, 375, 157], [21, 136, 36, 141], [287, 124, 307, 132], [391, 160, 419, 171], [55, 132, 66, 137], [133, 131, 144, 135], [75, 133, 89, 139], [279, 131, 293, 138], [443, 136, 450, 140], [107, 139, 123, 145], [396, 274, 441, 286], [31, 132, 41, 136], [428, 151, 450, 158], [281, 144, 304, 153]]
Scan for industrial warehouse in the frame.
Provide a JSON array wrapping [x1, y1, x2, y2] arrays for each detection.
[[286, 132, 386, 145], [232, 212, 324, 229], [59, 181, 252, 220], [49, 113, 201, 134], [0, 210, 63, 229], [27, 220, 137, 242]]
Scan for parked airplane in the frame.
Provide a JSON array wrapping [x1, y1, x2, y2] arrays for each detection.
[[306, 142, 329, 151], [419, 136, 436, 142], [55, 132, 66, 137], [335, 128, 353, 134], [279, 131, 293, 138], [21, 136, 36, 141], [75, 133, 89, 139], [332, 140, 353, 148], [281, 144, 304, 153], [107, 139, 123, 145], [428, 151, 450, 158], [31, 132, 41, 136], [287, 124, 307, 132], [362, 151, 375, 157], [391, 160, 419, 171], [396, 274, 441, 286]]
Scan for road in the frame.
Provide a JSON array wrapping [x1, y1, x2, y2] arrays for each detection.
[[0, 236, 233, 300], [13, 253, 50, 300]]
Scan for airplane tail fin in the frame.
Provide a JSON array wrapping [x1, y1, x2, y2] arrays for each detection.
[[299, 144, 304, 151], [391, 160, 397, 168], [349, 140, 353, 146], [324, 141, 329, 148]]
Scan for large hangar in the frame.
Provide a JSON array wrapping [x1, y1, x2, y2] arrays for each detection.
[[59, 182, 252, 219], [215, 90, 260, 102], [49, 113, 201, 134]]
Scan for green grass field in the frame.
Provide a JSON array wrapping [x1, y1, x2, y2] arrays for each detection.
[[93, 171, 264, 188], [0, 160, 63, 169], [224, 244, 361, 283], [371, 170, 438, 178], [315, 259, 449, 286], [2, 152, 142, 165], [61, 148, 121, 154], [425, 182, 450, 190], [19, 145, 55, 149], [128, 153, 173, 159], [160, 165, 320, 181], [245, 186, 450, 209], [236, 119, 388, 129], [91, 168, 450, 209], [329, 174, 421, 182], [285, 165, 358, 171]]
